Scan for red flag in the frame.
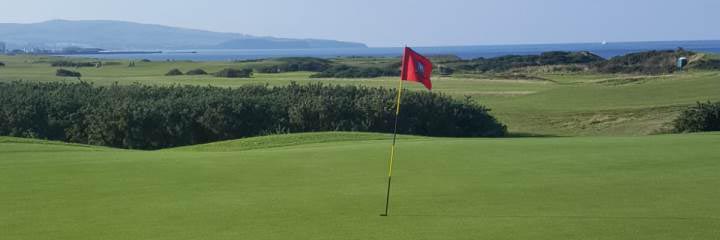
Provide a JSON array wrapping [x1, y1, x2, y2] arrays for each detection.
[[401, 47, 433, 90]]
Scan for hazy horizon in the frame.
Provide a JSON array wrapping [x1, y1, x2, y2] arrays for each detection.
[[1, 0, 718, 47]]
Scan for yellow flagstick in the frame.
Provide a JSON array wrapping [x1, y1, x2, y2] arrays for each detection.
[[381, 76, 404, 217]]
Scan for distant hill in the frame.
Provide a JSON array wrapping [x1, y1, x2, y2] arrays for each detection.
[[215, 38, 367, 49], [0, 20, 367, 50]]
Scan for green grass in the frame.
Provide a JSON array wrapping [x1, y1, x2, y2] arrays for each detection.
[[2, 132, 720, 239], [2, 54, 719, 136], [170, 132, 425, 152]]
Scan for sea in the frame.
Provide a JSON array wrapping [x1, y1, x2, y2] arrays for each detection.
[[61, 40, 720, 61]]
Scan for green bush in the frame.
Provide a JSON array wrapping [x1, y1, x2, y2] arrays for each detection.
[[55, 69, 82, 79], [50, 60, 97, 68], [165, 69, 184, 76], [673, 101, 720, 133], [310, 65, 399, 78], [214, 68, 253, 78], [185, 69, 208, 75], [438, 65, 454, 75], [255, 57, 332, 73], [0, 62, 5, 67], [0, 81, 506, 149], [688, 59, 720, 70]]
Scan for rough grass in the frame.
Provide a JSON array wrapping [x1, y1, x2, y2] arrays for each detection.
[[2, 132, 720, 239]]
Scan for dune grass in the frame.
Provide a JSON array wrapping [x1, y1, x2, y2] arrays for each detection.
[[2, 132, 720, 239]]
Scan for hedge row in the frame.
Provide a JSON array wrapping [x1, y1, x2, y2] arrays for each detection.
[[254, 57, 332, 73], [310, 64, 400, 78], [0, 81, 507, 149]]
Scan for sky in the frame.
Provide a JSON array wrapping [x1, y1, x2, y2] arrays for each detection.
[[0, 0, 718, 47]]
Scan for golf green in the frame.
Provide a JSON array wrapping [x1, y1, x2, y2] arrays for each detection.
[[2, 132, 719, 239]]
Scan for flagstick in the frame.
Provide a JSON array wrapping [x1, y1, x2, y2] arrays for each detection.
[[381, 77, 404, 217]]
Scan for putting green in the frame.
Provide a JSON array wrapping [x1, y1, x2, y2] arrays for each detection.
[[2, 132, 720, 239]]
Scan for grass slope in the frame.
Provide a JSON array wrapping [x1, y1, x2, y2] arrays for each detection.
[[169, 132, 424, 152], [2, 132, 720, 239]]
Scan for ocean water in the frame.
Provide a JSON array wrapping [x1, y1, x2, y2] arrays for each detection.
[[62, 40, 720, 61]]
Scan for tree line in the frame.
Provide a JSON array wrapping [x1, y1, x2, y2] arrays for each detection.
[[0, 81, 507, 149], [165, 68, 253, 78]]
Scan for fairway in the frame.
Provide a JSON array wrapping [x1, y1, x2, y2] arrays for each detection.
[[2, 132, 720, 239]]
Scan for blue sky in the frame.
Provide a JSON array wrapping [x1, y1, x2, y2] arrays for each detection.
[[1, 0, 718, 47]]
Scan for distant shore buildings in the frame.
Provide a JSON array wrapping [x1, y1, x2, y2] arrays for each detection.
[[0, 43, 160, 55]]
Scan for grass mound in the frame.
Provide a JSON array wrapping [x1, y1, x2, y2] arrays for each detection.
[[168, 131, 424, 152], [0, 136, 110, 152]]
